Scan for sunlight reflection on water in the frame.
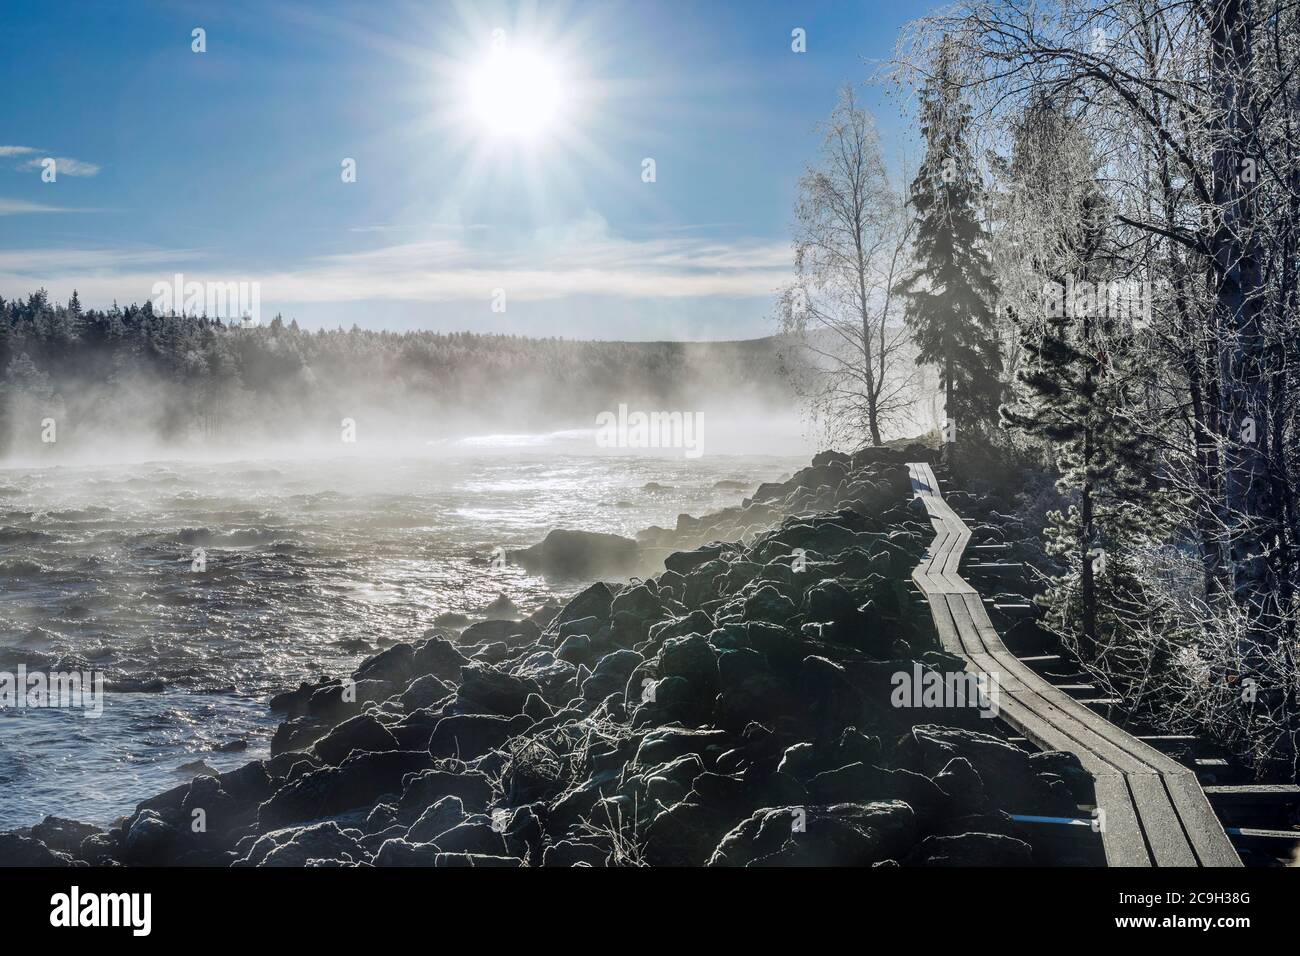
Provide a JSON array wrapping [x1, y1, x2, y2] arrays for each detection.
[[0, 449, 801, 829]]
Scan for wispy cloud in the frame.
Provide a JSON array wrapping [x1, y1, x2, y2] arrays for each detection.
[[0, 220, 793, 309], [3, 146, 101, 176], [0, 198, 95, 216], [19, 156, 101, 177], [261, 234, 790, 303], [0, 247, 196, 271]]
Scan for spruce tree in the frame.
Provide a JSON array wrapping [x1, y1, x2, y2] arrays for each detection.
[[1002, 303, 1161, 659], [998, 100, 1164, 659], [895, 36, 1003, 447]]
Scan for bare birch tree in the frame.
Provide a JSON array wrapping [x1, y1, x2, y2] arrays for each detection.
[[778, 86, 918, 448]]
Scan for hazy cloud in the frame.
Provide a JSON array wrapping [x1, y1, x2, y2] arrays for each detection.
[[0, 198, 90, 215], [18, 155, 101, 177], [0, 247, 196, 271], [0, 223, 791, 309]]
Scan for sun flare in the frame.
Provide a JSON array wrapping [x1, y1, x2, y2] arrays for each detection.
[[467, 44, 567, 141]]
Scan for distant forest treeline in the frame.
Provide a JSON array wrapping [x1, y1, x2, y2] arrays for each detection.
[[0, 289, 799, 455]]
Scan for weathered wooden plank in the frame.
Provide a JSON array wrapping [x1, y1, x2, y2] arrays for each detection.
[[958, 575, 1203, 780], [1127, 773, 1199, 866], [1094, 773, 1154, 867], [1225, 827, 1300, 840], [1205, 784, 1300, 803], [907, 462, 1241, 868], [1164, 774, 1247, 867]]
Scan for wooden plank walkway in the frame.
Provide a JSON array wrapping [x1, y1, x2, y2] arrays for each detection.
[[908, 461, 1241, 867]]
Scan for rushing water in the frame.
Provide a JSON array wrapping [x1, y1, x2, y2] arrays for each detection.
[[0, 439, 804, 830]]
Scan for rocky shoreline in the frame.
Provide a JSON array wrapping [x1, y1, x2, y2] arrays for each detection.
[[0, 446, 1092, 867]]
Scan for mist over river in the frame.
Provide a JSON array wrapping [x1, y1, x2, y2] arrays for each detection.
[[0, 436, 806, 830]]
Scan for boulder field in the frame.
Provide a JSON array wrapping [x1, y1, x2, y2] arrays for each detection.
[[0, 446, 1090, 867]]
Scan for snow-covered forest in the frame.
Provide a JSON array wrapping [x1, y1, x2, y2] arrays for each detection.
[[0, 289, 798, 455], [777, 0, 1300, 774]]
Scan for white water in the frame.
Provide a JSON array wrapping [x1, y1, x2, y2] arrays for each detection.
[[0, 438, 805, 830]]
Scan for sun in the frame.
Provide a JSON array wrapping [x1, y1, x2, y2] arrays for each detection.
[[410, 10, 626, 211], [467, 43, 567, 141]]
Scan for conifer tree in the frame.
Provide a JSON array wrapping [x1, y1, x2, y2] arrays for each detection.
[[895, 36, 1003, 448], [997, 99, 1164, 658], [1003, 303, 1162, 658]]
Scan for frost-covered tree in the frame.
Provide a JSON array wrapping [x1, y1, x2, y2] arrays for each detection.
[[779, 86, 917, 447], [895, 36, 1003, 449]]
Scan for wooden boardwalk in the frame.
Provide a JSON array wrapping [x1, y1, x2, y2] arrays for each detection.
[[908, 461, 1241, 867]]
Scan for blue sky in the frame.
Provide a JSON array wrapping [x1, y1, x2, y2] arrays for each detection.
[[0, 0, 934, 340]]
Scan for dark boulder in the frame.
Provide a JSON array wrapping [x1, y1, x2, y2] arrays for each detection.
[[806, 763, 947, 818], [354, 643, 417, 684], [901, 725, 1081, 817], [643, 800, 736, 867], [29, 816, 102, 856], [932, 757, 987, 813], [634, 727, 732, 768], [1028, 750, 1093, 804], [412, 636, 470, 682], [610, 583, 664, 620], [481, 592, 519, 620], [664, 545, 727, 575], [407, 795, 467, 843], [708, 801, 917, 867], [743, 586, 799, 625], [180, 774, 246, 844], [255, 821, 369, 867], [513, 530, 638, 578], [258, 750, 433, 830], [556, 632, 594, 666], [306, 681, 370, 723], [122, 809, 179, 865], [801, 579, 861, 626], [373, 838, 441, 866], [0, 833, 73, 867], [455, 664, 539, 717], [269, 680, 322, 718], [312, 712, 400, 766], [850, 446, 902, 469], [401, 674, 452, 711], [557, 615, 603, 641], [812, 450, 851, 468], [427, 713, 530, 760], [905, 832, 1033, 866], [271, 716, 330, 757], [397, 769, 494, 823], [541, 839, 610, 867], [648, 611, 715, 649], [552, 582, 617, 631], [682, 560, 729, 606], [424, 817, 508, 856], [460, 619, 541, 646], [801, 655, 864, 730], [581, 649, 642, 703], [470, 641, 511, 664], [427, 852, 523, 867], [658, 633, 719, 693], [544, 770, 622, 836]]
